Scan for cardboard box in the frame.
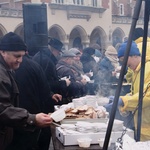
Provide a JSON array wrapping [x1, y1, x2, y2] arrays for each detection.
[[56, 127, 134, 146], [60, 118, 108, 124]]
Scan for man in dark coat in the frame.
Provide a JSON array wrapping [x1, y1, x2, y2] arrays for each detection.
[[13, 54, 61, 150], [0, 32, 52, 150], [80, 47, 98, 77], [32, 38, 70, 105], [80, 47, 99, 94]]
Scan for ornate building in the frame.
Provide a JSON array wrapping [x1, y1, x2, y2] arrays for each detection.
[[0, 0, 145, 51]]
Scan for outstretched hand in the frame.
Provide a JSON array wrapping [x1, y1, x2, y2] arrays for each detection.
[[104, 96, 128, 117], [52, 94, 62, 102], [35, 113, 53, 127], [105, 96, 124, 107], [65, 78, 71, 86]]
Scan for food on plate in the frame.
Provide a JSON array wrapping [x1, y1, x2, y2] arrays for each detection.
[[97, 109, 106, 118], [65, 108, 73, 113], [91, 110, 98, 119], [64, 105, 106, 119], [85, 107, 94, 115], [71, 108, 79, 114], [78, 105, 88, 112]]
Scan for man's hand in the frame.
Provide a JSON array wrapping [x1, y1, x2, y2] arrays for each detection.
[[52, 94, 62, 102], [65, 78, 71, 86], [81, 78, 87, 85], [35, 113, 53, 127]]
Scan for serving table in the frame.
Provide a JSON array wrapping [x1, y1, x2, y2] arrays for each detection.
[[50, 123, 115, 150]]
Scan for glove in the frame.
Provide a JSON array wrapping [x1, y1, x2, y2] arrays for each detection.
[[81, 78, 87, 85], [118, 98, 124, 107], [108, 96, 115, 103], [104, 103, 113, 113], [108, 96, 124, 107]]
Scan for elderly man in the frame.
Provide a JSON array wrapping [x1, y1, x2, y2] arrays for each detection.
[[117, 41, 150, 141], [56, 50, 87, 102], [0, 32, 52, 150], [32, 38, 68, 149], [33, 38, 70, 105], [69, 48, 83, 74]]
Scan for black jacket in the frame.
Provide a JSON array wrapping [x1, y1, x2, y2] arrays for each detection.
[[15, 55, 54, 114], [0, 55, 36, 150], [32, 48, 67, 96], [80, 52, 98, 78], [8, 55, 54, 150]]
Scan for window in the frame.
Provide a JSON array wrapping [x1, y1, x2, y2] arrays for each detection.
[[92, 0, 98, 7], [73, 0, 84, 5], [55, 0, 64, 4], [119, 4, 124, 16]]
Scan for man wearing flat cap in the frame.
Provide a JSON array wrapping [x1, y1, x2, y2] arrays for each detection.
[[69, 48, 83, 74], [0, 32, 53, 150], [56, 50, 87, 101]]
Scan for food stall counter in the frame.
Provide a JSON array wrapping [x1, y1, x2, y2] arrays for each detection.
[[50, 123, 115, 150]]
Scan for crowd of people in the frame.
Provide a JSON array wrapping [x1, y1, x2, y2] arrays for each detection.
[[1, 27, 150, 150]]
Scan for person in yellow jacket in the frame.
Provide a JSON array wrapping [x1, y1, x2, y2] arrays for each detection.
[[118, 41, 150, 141], [126, 27, 150, 83]]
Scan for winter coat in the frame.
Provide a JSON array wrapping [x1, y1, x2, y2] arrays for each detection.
[[32, 48, 67, 95], [15, 55, 54, 114], [120, 57, 150, 141], [8, 55, 54, 150], [0, 55, 36, 150], [56, 60, 86, 103]]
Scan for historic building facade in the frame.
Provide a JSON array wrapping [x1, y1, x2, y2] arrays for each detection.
[[0, 0, 145, 50]]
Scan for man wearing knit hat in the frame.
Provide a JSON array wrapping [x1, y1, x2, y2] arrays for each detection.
[[116, 41, 150, 141], [126, 27, 150, 83], [0, 32, 53, 150], [118, 41, 141, 64]]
